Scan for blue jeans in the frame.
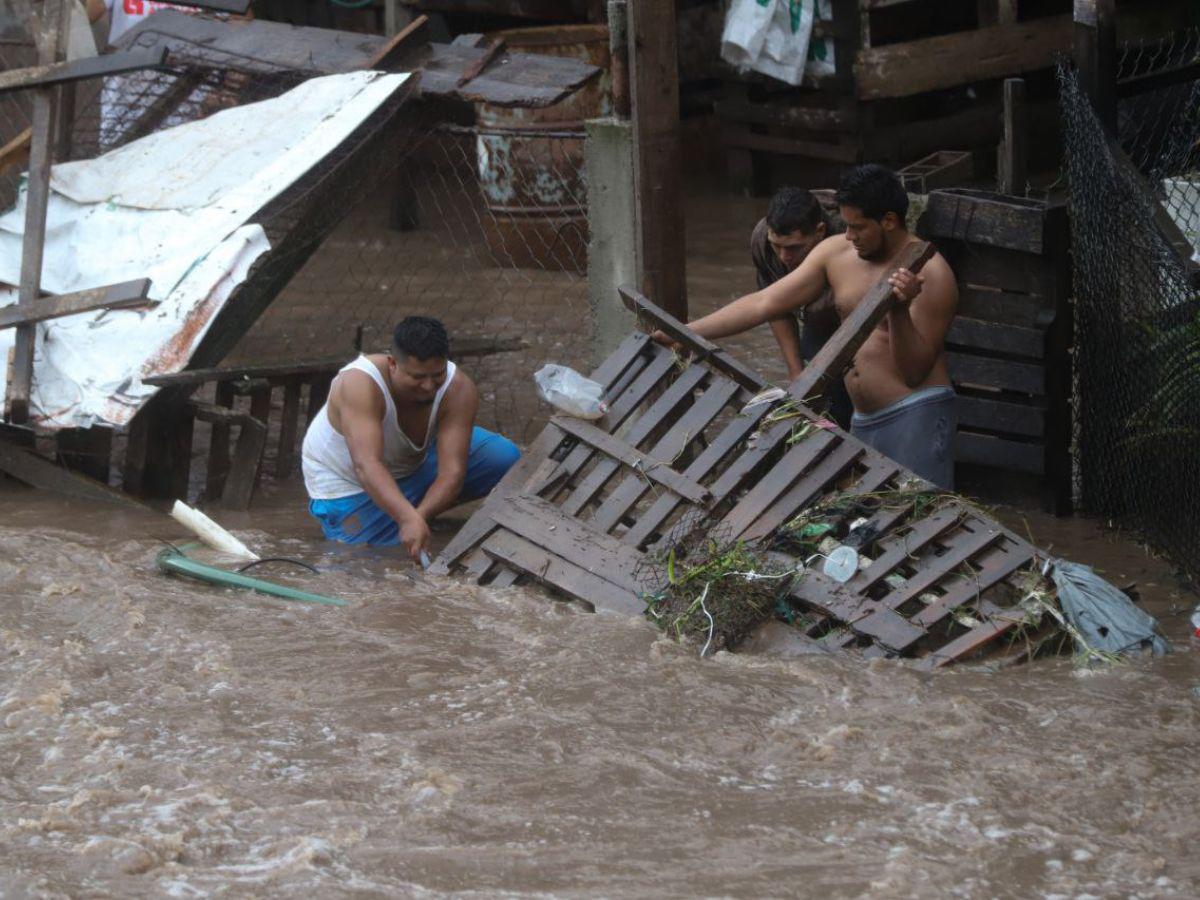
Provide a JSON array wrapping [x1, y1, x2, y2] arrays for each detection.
[[308, 427, 520, 546]]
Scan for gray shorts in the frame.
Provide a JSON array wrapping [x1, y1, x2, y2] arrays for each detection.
[[850, 386, 957, 490]]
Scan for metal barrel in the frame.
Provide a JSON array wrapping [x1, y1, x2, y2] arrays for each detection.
[[476, 25, 611, 275]]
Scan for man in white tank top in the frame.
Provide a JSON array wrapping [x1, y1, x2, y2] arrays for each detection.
[[302, 317, 520, 560]]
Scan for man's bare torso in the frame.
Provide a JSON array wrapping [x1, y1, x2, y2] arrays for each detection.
[[825, 240, 953, 415]]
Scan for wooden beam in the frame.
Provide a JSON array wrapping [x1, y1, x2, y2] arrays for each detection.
[[364, 14, 428, 71], [0, 436, 145, 508], [997, 78, 1028, 196], [0, 279, 154, 329], [788, 241, 937, 405], [854, 16, 1074, 100], [1074, 0, 1117, 133], [8, 0, 66, 425], [628, 0, 686, 320], [0, 48, 167, 96]]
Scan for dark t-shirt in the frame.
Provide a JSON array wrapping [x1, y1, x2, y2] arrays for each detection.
[[749, 217, 840, 336]]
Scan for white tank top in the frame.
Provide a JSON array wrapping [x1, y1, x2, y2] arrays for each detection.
[[302, 355, 458, 500]]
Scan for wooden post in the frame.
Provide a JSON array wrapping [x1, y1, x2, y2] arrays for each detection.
[[627, 0, 686, 321], [55, 426, 113, 483], [608, 0, 629, 119], [1074, 0, 1117, 134], [8, 0, 68, 425], [998, 77, 1028, 196]]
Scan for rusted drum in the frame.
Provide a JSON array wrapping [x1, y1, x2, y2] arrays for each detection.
[[476, 25, 611, 275]]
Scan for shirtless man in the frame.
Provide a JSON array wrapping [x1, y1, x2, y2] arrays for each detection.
[[675, 164, 959, 488], [302, 317, 520, 560]]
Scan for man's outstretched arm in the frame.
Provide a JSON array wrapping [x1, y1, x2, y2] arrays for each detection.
[[769, 316, 806, 381], [687, 237, 833, 342], [414, 375, 479, 522]]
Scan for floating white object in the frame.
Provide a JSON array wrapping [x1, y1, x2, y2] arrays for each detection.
[[822, 545, 859, 584], [170, 500, 259, 561]]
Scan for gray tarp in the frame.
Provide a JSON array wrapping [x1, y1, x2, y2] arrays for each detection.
[[1051, 559, 1170, 657]]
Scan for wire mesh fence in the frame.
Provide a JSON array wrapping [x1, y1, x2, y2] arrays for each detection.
[[1059, 30, 1200, 581], [0, 11, 594, 448]]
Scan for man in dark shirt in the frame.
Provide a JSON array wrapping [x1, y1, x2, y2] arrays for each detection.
[[750, 187, 852, 427]]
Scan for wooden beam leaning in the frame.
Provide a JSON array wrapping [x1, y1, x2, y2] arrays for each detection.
[[365, 14, 429, 71], [618, 285, 766, 391], [8, 0, 66, 425], [0, 48, 168, 95], [788, 241, 936, 406], [0, 127, 32, 180], [0, 279, 154, 329]]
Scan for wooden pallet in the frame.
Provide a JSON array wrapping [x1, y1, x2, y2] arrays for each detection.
[[432, 291, 1056, 668]]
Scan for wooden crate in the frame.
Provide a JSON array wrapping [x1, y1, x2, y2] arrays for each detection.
[[432, 292, 1061, 668], [917, 188, 1073, 514]]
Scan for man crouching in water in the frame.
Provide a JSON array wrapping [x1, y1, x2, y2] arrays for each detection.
[[302, 316, 520, 560], [672, 164, 959, 488]]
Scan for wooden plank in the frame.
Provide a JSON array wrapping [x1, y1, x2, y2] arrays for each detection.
[[870, 519, 1006, 614], [948, 352, 1044, 395], [0, 279, 154, 329], [717, 430, 839, 540], [898, 150, 973, 194], [555, 364, 708, 514], [946, 316, 1044, 359], [418, 43, 602, 107], [0, 48, 167, 95], [955, 432, 1044, 474], [54, 426, 112, 483], [588, 375, 740, 534], [854, 15, 1074, 101], [739, 440, 865, 543], [8, 0, 65, 425], [205, 381, 234, 502], [956, 394, 1044, 438], [549, 415, 712, 505], [626, 402, 771, 549], [921, 190, 1048, 255], [957, 286, 1053, 328], [789, 241, 936, 405], [917, 613, 1023, 669], [364, 14, 428, 70], [0, 438, 144, 507], [912, 544, 1034, 629], [629, 0, 687, 320], [456, 36, 505, 87], [944, 245, 1058, 302], [998, 78, 1028, 196], [305, 375, 332, 428], [619, 285, 767, 391], [713, 98, 856, 133], [275, 380, 302, 478], [1073, 0, 1117, 133], [0, 127, 31, 180], [720, 126, 860, 164], [489, 494, 647, 595], [481, 529, 645, 616], [844, 506, 964, 594], [222, 413, 266, 510]]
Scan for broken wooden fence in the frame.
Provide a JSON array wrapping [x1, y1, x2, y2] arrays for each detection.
[[433, 289, 1056, 668]]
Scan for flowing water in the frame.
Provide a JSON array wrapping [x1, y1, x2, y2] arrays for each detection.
[[2, 483, 1198, 898]]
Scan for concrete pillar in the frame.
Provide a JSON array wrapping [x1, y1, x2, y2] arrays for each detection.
[[585, 117, 639, 365]]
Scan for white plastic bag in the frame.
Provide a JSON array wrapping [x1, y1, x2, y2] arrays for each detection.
[[534, 364, 608, 420], [721, 0, 819, 87]]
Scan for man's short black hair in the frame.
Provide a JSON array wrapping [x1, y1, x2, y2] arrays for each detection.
[[835, 164, 908, 223], [765, 186, 827, 236], [392, 316, 449, 361]]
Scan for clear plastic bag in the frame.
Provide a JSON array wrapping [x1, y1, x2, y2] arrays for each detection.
[[534, 364, 608, 420]]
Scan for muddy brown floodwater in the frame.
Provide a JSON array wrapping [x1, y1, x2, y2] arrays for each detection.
[[2, 480, 1199, 898]]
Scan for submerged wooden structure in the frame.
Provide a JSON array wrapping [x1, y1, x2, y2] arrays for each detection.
[[433, 263, 1062, 668]]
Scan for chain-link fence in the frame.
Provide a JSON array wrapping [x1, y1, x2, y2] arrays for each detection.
[[1, 12, 594, 447], [1059, 30, 1200, 581]]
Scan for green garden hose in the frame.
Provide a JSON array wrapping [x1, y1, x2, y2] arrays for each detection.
[[156, 546, 347, 607]]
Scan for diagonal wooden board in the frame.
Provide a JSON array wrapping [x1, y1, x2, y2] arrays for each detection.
[[0, 279, 155, 329]]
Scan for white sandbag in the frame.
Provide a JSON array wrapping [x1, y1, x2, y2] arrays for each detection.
[[170, 500, 259, 561]]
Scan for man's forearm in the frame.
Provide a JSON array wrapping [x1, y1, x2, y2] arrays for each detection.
[[415, 472, 466, 522], [768, 316, 805, 380], [355, 458, 421, 526]]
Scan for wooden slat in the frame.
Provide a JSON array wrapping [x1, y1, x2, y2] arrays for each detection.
[[589, 375, 741, 534], [0, 279, 154, 329], [956, 286, 1052, 328], [957, 394, 1044, 438], [788, 570, 927, 650], [221, 413, 266, 510], [0, 48, 167, 95], [482, 529, 644, 616], [626, 402, 771, 549], [844, 506, 963, 594], [948, 352, 1044, 395], [275, 381, 302, 477], [921, 189, 1049, 256], [955, 432, 1044, 474], [789, 241, 936, 404], [912, 545, 1035, 629], [870, 520, 1006, 615], [549, 415, 712, 506], [717, 430, 839, 539], [619, 285, 766, 391], [854, 15, 1073, 100], [0, 127, 31, 180], [946, 317, 1044, 359], [204, 381, 234, 501], [720, 126, 860, 164], [364, 13, 428, 70], [489, 494, 647, 595], [739, 440, 865, 543], [713, 98, 857, 132], [557, 365, 708, 515], [917, 613, 1024, 669]]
